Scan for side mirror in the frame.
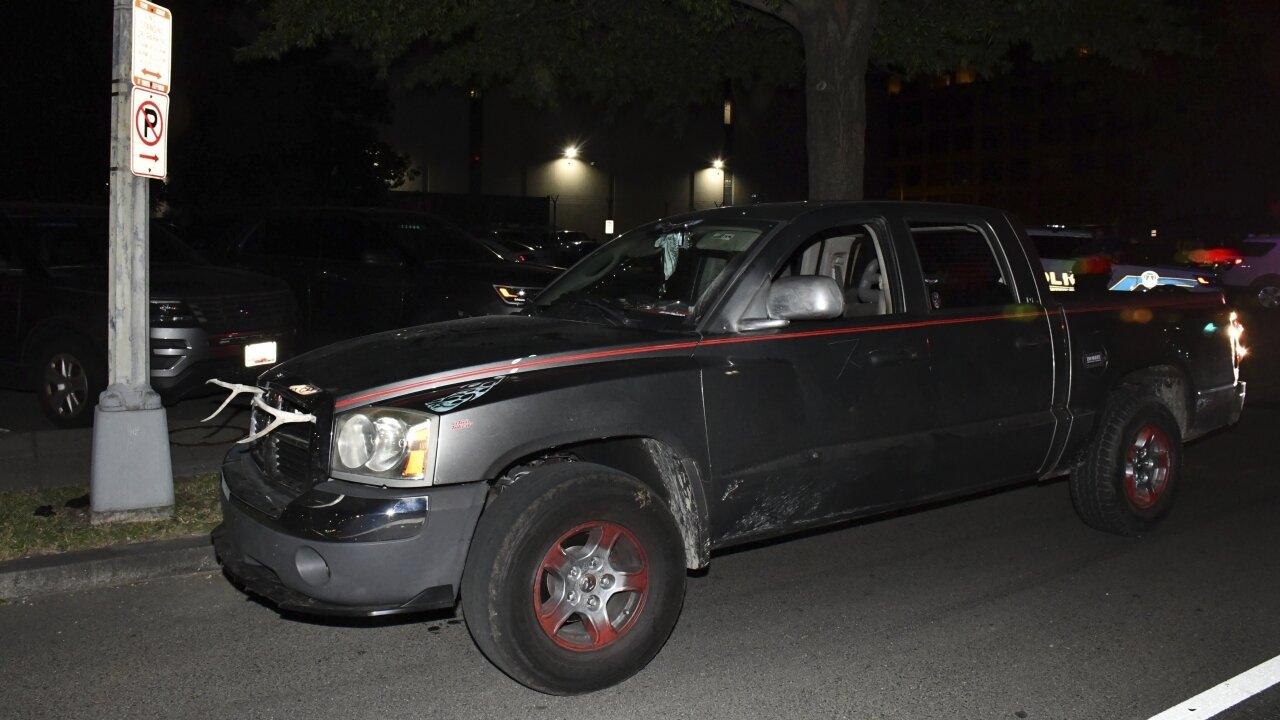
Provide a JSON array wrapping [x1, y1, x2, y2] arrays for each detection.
[[739, 275, 844, 331]]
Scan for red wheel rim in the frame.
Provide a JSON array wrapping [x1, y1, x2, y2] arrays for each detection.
[[532, 520, 650, 652], [1124, 424, 1171, 510]]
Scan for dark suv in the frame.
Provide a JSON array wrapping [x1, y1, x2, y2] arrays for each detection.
[[217, 208, 560, 349], [0, 204, 296, 428]]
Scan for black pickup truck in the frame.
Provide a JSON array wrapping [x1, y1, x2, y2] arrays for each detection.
[[210, 202, 1246, 695]]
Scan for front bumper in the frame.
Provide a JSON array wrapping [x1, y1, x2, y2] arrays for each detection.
[[215, 445, 487, 616]]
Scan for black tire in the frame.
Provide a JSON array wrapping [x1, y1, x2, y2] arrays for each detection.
[[1070, 391, 1182, 536], [32, 336, 105, 429], [461, 462, 686, 694]]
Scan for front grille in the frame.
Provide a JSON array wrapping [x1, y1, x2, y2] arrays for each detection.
[[189, 290, 293, 331], [249, 391, 317, 497]]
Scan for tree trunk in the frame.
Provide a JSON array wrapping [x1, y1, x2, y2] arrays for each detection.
[[795, 0, 878, 201]]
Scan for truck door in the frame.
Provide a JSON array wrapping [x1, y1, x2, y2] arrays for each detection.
[[699, 218, 937, 545], [903, 216, 1056, 492]]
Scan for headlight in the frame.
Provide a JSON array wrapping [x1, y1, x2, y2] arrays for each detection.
[[331, 407, 435, 486]]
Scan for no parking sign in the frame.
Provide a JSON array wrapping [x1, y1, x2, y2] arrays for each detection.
[[130, 87, 168, 179]]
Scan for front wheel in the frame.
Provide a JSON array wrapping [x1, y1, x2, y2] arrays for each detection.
[[461, 463, 686, 694], [1070, 391, 1182, 536]]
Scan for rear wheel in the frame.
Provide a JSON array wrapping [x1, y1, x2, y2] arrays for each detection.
[[1070, 390, 1182, 536], [33, 337, 104, 429], [461, 463, 686, 694]]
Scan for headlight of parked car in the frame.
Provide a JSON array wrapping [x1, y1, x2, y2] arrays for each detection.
[[330, 407, 435, 486]]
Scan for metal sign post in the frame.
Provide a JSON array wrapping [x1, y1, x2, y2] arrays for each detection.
[[91, 0, 174, 523]]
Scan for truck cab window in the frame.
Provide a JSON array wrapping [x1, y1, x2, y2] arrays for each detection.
[[777, 225, 892, 317], [908, 222, 1013, 310]]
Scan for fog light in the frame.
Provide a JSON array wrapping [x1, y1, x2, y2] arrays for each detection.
[[295, 546, 330, 586]]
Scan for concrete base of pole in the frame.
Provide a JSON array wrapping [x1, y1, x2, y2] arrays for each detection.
[[90, 385, 174, 523]]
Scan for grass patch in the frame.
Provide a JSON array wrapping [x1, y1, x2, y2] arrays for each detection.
[[0, 474, 221, 562]]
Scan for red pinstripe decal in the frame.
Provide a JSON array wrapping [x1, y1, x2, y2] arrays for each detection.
[[335, 340, 701, 408], [334, 295, 1226, 408]]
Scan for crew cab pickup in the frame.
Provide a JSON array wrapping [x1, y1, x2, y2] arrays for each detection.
[[210, 202, 1246, 695]]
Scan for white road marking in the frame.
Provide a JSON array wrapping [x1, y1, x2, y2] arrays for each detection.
[[1147, 653, 1280, 719]]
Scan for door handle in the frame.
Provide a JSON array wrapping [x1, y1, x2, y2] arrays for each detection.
[[867, 347, 922, 367], [1014, 335, 1048, 349]]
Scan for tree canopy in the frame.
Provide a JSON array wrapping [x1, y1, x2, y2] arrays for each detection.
[[248, 0, 1195, 200]]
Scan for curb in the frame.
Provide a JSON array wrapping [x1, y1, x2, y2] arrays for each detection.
[[0, 535, 218, 601]]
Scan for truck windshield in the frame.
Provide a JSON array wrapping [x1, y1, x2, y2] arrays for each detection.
[[534, 219, 772, 329]]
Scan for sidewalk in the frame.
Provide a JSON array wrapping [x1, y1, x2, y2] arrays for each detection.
[[0, 391, 247, 601]]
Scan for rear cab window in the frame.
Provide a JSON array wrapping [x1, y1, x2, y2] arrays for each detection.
[[907, 221, 1017, 312]]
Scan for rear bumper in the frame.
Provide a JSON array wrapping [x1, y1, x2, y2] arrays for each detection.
[[215, 445, 487, 616], [151, 327, 292, 403]]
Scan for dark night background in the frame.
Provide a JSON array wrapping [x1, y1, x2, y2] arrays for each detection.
[[3, 0, 1279, 245]]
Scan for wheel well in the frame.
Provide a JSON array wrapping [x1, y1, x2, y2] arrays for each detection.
[[498, 437, 710, 570], [1115, 364, 1191, 436]]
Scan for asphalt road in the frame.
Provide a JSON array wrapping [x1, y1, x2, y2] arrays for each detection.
[[1, 395, 1278, 719]]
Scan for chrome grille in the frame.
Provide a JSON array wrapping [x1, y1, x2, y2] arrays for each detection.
[[188, 291, 293, 331], [249, 391, 315, 496]]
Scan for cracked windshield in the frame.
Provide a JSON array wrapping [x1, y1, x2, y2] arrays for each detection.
[[534, 219, 774, 329]]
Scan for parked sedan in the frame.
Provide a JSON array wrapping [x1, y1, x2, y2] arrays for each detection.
[[472, 225, 600, 268], [217, 208, 561, 349], [0, 203, 296, 428], [475, 232, 559, 267]]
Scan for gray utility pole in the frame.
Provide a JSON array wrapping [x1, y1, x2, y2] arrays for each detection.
[[92, 0, 173, 523]]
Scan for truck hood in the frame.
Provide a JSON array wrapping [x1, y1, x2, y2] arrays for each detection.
[[261, 315, 699, 407]]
